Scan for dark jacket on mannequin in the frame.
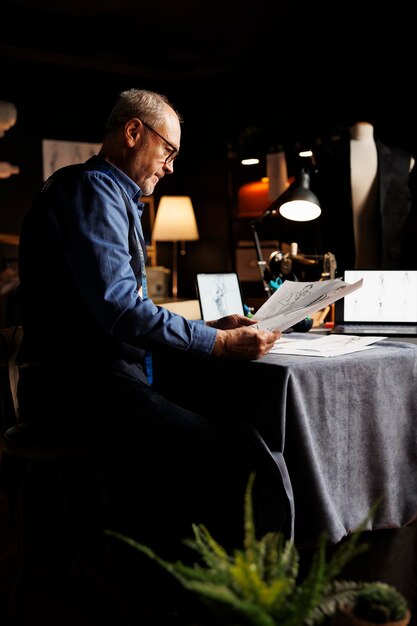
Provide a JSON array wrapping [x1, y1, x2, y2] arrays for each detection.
[[312, 130, 413, 275]]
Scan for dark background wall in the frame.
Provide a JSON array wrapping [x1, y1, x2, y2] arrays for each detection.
[[1, 3, 417, 298]]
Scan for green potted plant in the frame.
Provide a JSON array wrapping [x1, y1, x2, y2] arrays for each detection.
[[336, 582, 410, 626], [105, 473, 409, 626]]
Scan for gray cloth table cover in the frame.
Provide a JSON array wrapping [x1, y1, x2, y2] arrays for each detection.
[[258, 337, 417, 545]]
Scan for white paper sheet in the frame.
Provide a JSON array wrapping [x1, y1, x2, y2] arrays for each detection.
[[253, 278, 363, 333], [269, 334, 386, 357]]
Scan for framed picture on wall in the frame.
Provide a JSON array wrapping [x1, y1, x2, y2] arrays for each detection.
[[42, 139, 102, 181]]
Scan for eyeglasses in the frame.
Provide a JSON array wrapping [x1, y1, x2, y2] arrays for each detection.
[[141, 119, 179, 164]]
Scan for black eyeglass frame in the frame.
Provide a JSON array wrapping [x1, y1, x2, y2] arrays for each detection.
[[140, 119, 179, 164]]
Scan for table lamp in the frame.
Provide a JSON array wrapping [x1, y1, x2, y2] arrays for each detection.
[[251, 166, 321, 296], [152, 195, 199, 297]]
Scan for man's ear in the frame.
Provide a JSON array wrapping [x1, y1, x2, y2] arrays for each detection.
[[125, 118, 141, 147]]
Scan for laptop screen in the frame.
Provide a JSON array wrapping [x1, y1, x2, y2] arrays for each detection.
[[195, 272, 245, 321], [337, 270, 417, 323]]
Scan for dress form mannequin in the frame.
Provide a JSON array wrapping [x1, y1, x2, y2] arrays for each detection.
[[349, 121, 379, 268], [350, 121, 415, 269], [313, 122, 415, 273]]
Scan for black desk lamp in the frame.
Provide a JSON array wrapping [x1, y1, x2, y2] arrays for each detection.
[[250, 167, 321, 297]]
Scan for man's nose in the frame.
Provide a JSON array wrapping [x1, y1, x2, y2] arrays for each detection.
[[164, 161, 175, 174]]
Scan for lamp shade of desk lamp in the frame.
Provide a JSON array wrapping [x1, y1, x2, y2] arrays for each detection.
[[278, 169, 321, 222], [152, 195, 199, 297]]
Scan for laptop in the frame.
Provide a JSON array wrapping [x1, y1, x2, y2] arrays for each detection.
[[195, 272, 245, 321], [332, 269, 417, 336]]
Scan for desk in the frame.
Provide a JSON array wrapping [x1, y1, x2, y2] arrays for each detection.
[[155, 336, 417, 547], [155, 298, 201, 319], [264, 337, 417, 545]]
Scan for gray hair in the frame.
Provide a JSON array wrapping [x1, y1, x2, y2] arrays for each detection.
[[104, 88, 182, 136]]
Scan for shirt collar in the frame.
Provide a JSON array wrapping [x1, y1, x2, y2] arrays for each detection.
[[87, 155, 144, 210]]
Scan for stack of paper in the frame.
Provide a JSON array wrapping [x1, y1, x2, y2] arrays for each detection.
[[253, 278, 363, 333], [270, 334, 386, 357]]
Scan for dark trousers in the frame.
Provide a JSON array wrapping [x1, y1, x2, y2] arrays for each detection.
[[13, 361, 290, 623], [17, 365, 257, 549]]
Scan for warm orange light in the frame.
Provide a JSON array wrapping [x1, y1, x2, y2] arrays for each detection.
[[237, 176, 295, 217], [237, 177, 270, 217]]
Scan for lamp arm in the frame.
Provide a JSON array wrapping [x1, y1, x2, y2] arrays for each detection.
[[250, 221, 273, 298], [249, 183, 296, 298], [248, 169, 319, 298], [249, 180, 298, 298], [250, 182, 295, 226]]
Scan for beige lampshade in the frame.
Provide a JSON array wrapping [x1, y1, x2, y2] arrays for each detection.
[[153, 196, 199, 241]]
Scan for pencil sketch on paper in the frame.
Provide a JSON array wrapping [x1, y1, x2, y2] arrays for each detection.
[[253, 278, 363, 333], [344, 270, 417, 322], [42, 139, 102, 181]]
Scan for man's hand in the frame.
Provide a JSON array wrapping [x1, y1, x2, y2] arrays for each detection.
[[206, 313, 257, 331], [210, 324, 281, 360]]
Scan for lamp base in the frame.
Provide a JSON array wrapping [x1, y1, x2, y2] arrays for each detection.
[[172, 240, 178, 297]]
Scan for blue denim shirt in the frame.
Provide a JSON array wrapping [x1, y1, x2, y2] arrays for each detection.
[[18, 156, 217, 382]]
